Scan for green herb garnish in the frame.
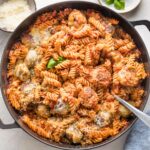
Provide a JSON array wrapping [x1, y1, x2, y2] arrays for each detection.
[[66, 103, 70, 110], [102, 0, 125, 10], [47, 58, 57, 69], [106, 0, 114, 5], [114, 0, 125, 10], [58, 56, 65, 63], [47, 56, 65, 69]]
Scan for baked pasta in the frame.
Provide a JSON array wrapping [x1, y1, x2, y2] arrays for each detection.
[[7, 9, 147, 145]]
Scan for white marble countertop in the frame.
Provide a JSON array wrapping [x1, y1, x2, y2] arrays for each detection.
[[0, 0, 150, 150]]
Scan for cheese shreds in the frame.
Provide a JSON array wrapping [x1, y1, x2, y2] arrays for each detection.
[[0, 0, 32, 32]]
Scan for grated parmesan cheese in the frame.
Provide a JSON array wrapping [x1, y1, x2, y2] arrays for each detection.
[[0, 0, 32, 32]]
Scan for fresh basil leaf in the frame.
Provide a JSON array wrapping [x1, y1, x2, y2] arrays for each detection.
[[114, 0, 125, 10], [57, 56, 65, 63], [105, 0, 114, 5], [47, 58, 57, 69], [47, 57, 66, 69]]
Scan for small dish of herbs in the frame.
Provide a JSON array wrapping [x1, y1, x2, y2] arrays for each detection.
[[98, 0, 141, 13]]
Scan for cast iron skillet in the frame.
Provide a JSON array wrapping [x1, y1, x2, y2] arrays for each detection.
[[0, 1, 150, 149]]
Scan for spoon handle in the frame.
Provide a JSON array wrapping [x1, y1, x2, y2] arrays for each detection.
[[114, 95, 150, 128]]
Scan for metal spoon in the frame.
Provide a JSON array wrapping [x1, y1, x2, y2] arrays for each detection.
[[114, 95, 150, 128]]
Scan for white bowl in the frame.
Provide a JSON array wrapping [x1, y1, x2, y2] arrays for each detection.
[[99, 0, 142, 13]]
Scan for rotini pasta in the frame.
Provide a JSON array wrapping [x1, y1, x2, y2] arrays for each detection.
[[88, 17, 105, 36], [7, 8, 147, 146]]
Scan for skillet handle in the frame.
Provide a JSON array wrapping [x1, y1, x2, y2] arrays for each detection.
[[130, 20, 150, 31], [0, 119, 19, 129]]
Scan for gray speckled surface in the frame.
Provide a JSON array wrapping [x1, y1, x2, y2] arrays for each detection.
[[124, 112, 150, 150], [0, 0, 150, 150]]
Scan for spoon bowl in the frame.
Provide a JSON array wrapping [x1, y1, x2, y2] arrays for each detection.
[[114, 95, 150, 128]]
